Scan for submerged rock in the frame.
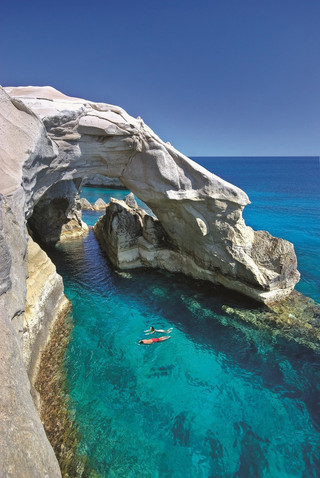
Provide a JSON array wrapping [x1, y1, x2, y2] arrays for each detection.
[[222, 291, 320, 353]]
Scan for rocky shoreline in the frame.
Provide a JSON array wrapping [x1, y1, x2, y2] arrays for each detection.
[[35, 307, 99, 477], [0, 85, 302, 476]]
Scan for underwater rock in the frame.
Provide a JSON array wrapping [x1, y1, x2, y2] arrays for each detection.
[[222, 291, 320, 353]]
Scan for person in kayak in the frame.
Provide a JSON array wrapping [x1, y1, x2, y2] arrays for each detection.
[[139, 336, 171, 345]]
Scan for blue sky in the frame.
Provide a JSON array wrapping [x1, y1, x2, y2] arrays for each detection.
[[2, 0, 320, 156]]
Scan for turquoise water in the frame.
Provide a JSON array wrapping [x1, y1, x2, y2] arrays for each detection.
[[51, 157, 320, 477], [81, 187, 153, 227], [193, 157, 320, 304]]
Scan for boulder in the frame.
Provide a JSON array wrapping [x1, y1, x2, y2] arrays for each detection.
[[94, 198, 144, 268], [93, 198, 107, 210], [94, 198, 173, 271], [124, 192, 138, 209], [80, 197, 94, 210]]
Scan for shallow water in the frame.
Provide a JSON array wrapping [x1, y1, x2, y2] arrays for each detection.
[[50, 157, 320, 477], [50, 249, 320, 476]]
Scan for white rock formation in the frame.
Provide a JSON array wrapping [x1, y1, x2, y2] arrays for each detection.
[[0, 87, 63, 477], [3, 85, 300, 303], [0, 84, 300, 477]]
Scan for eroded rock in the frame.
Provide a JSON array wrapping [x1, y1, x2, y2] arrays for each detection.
[[3, 85, 300, 303], [80, 197, 94, 210], [93, 198, 107, 210], [28, 180, 88, 244]]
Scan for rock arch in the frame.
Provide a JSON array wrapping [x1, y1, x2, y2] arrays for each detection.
[[3, 85, 300, 304]]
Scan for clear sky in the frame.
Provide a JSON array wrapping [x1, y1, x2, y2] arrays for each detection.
[[2, 0, 320, 156]]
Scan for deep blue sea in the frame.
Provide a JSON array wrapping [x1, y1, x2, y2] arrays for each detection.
[[52, 157, 320, 477]]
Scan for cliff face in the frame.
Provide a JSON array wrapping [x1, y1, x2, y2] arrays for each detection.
[[0, 89, 62, 476], [0, 85, 300, 476], [25, 235, 70, 386]]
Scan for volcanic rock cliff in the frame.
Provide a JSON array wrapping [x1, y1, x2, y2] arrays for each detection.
[[0, 85, 300, 476]]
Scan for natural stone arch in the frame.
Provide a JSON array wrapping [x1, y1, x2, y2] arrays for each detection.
[[4, 85, 299, 304]]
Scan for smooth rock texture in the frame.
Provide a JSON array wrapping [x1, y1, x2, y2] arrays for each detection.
[[0, 89, 62, 477]]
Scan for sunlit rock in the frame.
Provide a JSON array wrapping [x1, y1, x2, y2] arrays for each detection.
[[3, 85, 300, 303], [80, 197, 94, 210], [93, 198, 107, 210]]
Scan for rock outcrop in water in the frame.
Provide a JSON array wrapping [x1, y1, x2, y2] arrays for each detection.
[[0, 85, 300, 476], [94, 194, 300, 297], [94, 195, 176, 269]]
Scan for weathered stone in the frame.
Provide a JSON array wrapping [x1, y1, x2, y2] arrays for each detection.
[[4, 85, 299, 303], [93, 197, 107, 210], [25, 235, 71, 385], [0, 90, 62, 477], [124, 192, 138, 209], [94, 198, 144, 268], [80, 197, 94, 210], [28, 180, 88, 244], [83, 175, 126, 188]]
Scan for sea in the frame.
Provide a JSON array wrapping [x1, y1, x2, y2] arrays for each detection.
[[50, 157, 320, 477]]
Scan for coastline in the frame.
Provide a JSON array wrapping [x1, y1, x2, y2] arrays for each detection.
[[34, 305, 98, 477]]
